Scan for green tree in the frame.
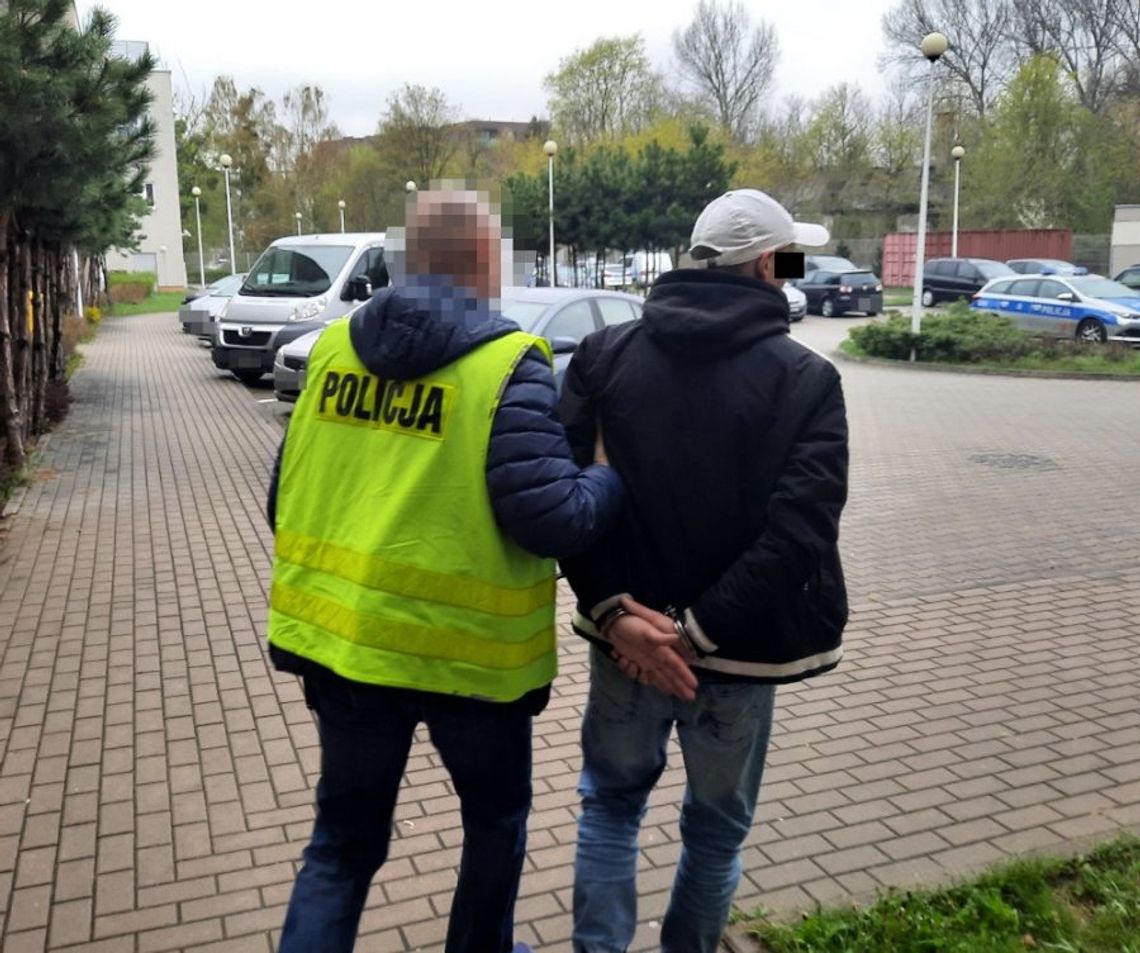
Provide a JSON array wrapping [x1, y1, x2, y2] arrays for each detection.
[[376, 84, 461, 188], [964, 54, 1114, 230], [544, 36, 661, 145], [1, 0, 155, 468]]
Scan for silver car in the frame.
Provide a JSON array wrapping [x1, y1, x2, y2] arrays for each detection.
[[784, 284, 807, 322], [273, 287, 644, 403], [178, 273, 245, 339]]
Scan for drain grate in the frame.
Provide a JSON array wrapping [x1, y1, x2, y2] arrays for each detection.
[[969, 452, 1058, 471]]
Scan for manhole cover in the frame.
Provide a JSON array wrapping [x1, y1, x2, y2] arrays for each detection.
[[969, 452, 1058, 470]]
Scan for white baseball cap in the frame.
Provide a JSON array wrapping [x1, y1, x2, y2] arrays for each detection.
[[688, 189, 830, 267]]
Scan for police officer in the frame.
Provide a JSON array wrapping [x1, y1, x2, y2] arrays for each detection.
[[267, 189, 623, 953]]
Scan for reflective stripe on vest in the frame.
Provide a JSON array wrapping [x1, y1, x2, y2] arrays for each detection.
[[268, 319, 557, 702]]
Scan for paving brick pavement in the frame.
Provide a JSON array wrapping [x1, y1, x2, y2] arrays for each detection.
[[0, 311, 1137, 951]]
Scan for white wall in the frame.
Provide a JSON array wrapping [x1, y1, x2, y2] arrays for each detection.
[[1110, 206, 1140, 277], [105, 70, 188, 289]]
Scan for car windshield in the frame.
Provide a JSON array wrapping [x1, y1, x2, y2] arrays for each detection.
[[240, 245, 354, 297], [976, 262, 1016, 278], [842, 271, 876, 281], [500, 300, 549, 332], [1068, 277, 1137, 298]]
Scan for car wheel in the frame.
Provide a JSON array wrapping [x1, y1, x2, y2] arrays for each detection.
[[1076, 318, 1107, 343], [867, 310, 879, 317], [821, 298, 835, 318], [921, 288, 935, 307], [234, 370, 264, 385]]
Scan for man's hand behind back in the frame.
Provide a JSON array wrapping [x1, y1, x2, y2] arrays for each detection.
[[605, 598, 698, 701]]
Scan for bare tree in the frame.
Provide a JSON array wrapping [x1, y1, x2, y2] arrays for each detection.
[[1011, 0, 1124, 113], [672, 0, 780, 142], [880, 0, 1015, 117], [874, 76, 924, 177]]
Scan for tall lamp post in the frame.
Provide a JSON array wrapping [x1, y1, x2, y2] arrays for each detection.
[[294, 211, 303, 236], [911, 31, 949, 338], [544, 139, 557, 287], [191, 186, 206, 289], [338, 199, 346, 233], [220, 153, 236, 276], [951, 144, 965, 258]]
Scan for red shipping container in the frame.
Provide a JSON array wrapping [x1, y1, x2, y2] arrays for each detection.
[[883, 229, 1072, 287]]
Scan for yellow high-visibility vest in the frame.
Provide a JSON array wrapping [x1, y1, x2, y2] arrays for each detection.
[[268, 318, 557, 702]]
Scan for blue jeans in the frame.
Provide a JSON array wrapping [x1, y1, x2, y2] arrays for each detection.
[[279, 670, 533, 953], [573, 647, 777, 953]]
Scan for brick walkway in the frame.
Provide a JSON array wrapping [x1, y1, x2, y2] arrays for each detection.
[[0, 311, 1138, 952]]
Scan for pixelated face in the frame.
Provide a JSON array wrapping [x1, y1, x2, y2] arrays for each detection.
[[405, 188, 502, 298]]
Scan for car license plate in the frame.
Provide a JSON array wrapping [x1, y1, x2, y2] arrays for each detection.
[[857, 297, 870, 311]]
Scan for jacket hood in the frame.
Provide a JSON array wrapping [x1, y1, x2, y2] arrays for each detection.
[[641, 269, 790, 358], [348, 276, 520, 380]]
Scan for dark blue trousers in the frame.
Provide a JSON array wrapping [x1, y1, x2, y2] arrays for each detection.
[[278, 670, 533, 953]]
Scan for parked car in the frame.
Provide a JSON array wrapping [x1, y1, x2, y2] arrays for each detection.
[[971, 274, 1140, 343], [1113, 265, 1140, 291], [273, 287, 644, 403], [1006, 258, 1088, 276], [922, 257, 1016, 306], [784, 283, 807, 322], [178, 273, 245, 339], [804, 254, 859, 273], [798, 269, 883, 317], [213, 232, 387, 384]]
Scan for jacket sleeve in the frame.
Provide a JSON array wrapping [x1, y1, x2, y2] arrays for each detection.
[[267, 432, 286, 531], [555, 342, 632, 616], [689, 371, 849, 654], [486, 345, 624, 559]]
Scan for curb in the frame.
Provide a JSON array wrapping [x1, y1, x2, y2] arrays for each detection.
[[832, 348, 1140, 382]]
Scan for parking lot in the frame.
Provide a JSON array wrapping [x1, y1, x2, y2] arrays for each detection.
[[0, 310, 1137, 951]]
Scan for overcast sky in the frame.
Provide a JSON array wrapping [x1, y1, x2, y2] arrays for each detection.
[[79, 0, 902, 135]]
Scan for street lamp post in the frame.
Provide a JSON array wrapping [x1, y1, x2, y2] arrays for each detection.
[[191, 186, 206, 289], [544, 139, 557, 287], [338, 199, 346, 234], [405, 180, 416, 193], [220, 154, 236, 276], [911, 32, 949, 339], [951, 144, 965, 258], [294, 211, 303, 236]]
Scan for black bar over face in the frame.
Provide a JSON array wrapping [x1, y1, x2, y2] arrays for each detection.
[[774, 252, 805, 280]]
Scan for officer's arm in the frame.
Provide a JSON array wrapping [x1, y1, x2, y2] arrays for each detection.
[[485, 345, 623, 559]]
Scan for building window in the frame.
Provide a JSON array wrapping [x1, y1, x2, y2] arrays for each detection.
[[143, 183, 155, 207]]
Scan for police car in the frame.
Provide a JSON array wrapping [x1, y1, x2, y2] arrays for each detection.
[[970, 274, 1140, 344]]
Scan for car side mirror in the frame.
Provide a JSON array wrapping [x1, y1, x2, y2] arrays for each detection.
[[549, 336, 578, 355], [1057, 291, 1075, 302], [343, 276, 372, 301]]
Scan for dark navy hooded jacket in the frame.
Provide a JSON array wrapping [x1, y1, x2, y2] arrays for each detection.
[[266, 280, 624, 709]]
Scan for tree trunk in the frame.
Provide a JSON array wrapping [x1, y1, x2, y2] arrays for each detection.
[[30, 237, 47, 434], [0, 212, 26, 471], [50, 245, 66, 381]]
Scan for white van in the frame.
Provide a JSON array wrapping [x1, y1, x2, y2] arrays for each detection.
[[212, 232, 387, 383], [602, 250, 674, 289]]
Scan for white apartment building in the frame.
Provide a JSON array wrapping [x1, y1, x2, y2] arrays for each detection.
[[103, 41, 188, 290]]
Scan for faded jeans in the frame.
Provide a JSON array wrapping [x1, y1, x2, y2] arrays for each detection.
[[278, 669, 533, 953], [573, 646, 777, 953]]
